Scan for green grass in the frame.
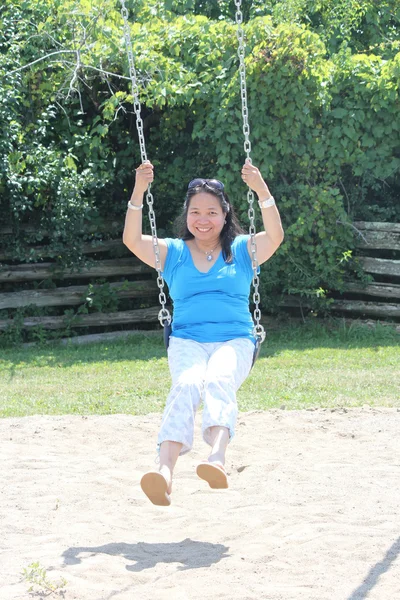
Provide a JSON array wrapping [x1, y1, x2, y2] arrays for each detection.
[[1, 320, 399, 417]]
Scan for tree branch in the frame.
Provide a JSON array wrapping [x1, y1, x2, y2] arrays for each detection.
[[6, 52, 132, 82], [338, 177, 351, 214], [336, 219, 369, 244], [6, 50, 78, 75]]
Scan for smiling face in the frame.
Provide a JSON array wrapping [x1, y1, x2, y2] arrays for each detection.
[[186, 192, 226, 243]]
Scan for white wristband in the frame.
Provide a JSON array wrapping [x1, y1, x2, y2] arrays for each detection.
[[127, 201, 143, 211], [258, 196, 275, 209]]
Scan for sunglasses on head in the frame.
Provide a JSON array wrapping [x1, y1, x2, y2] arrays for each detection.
[[187, 178, 225, 191]]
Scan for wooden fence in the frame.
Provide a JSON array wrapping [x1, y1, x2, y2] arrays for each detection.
[[280, 222, 400, 320], [0, 225, 161, 336], [0, 221, 399, 339]]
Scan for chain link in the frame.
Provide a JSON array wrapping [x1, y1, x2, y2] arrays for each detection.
[[119, 0, 171, 327], [235, 1, 265, 343]]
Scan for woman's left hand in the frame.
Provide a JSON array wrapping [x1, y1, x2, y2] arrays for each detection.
[[241, 159, 269, 196]]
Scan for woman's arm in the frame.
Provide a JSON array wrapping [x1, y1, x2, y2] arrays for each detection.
[[241, 160, 284, 266], [122, 162, 168, 270]]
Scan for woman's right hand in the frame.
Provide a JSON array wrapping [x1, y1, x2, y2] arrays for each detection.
[[134, 161, 154, 195]]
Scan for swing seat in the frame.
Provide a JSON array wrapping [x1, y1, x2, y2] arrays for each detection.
[[251, 337, 262, 367], [163, 322, 172, 350]]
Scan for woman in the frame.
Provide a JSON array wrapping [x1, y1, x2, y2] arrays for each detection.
[[123, 160, 284, 506]]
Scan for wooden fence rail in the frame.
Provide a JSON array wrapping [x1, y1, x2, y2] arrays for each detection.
[[358, 257, 400, 277], [353, 221, 400, 250], [343, 282, 400, 300], [328, 300, 400, 319], [0, 239, 125, 262], [0, 259, 151, 283], [280, 296, 400, 319], [0, 307, 163, 331], [0, 280, 157, 310]]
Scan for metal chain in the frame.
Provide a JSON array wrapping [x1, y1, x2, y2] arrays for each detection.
[[119, 0, 171, 327], [235, 1, 265, 343]]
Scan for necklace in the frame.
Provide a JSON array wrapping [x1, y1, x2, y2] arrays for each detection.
[[195, 241, 220, 261]]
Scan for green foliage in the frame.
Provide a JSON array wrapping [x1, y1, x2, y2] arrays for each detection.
[[22, 561, 67, 596], [0, 305, 72, 347], [268, 0, 400, 58], [82, 280, 122, 313], [1, 308, 26, 346], [0, 0, 399, 328]]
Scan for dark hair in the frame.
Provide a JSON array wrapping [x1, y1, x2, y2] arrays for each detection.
[[174, 183, 245, 263]]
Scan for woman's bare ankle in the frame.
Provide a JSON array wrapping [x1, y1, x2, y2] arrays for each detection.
[[159, 465, 173, 494], [208, 451, 225, 466]]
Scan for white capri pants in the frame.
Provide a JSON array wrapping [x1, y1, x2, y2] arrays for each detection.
[[158, 336, 254, 455]]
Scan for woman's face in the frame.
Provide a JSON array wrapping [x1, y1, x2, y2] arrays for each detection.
[[186, 192, 225, 242]]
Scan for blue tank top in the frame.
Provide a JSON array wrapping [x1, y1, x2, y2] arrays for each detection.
[[162, 235, 255, 343]]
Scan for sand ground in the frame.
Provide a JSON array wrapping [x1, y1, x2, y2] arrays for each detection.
[[1, 408, 400, 600]]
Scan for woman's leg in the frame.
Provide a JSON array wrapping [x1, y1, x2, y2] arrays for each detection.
[[197, 339, 254, 487], [158, 440, 183, 494], [195, 425, 230, 489], [141, 338, 208, 505], [158, 337, 208, 454], [207, 425, 230, 466]]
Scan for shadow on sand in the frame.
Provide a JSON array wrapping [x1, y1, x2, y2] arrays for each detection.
[[62, 538, 230, 572], [347, 536, 400, 600]]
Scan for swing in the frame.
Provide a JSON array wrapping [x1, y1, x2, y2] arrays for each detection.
[[119, 0, 265, 367]]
